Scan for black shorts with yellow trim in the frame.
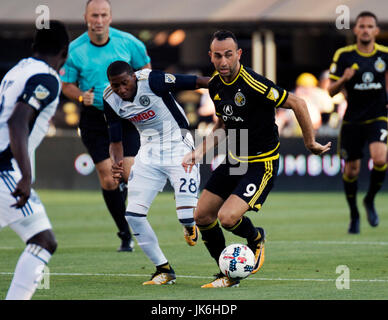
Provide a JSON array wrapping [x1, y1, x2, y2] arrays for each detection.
[[339, 118, 387, 161], [79, 105, 140, 164], [204, 156, 279, 212]]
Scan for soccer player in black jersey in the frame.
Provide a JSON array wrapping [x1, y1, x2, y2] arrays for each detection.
[[182, 30, 331, 288], [328, 11, 388, 234]]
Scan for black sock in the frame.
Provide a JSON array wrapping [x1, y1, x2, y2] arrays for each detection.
[[223, 216, 259, 245], [343, 174, 359, 220], [119, 182, 128, 203], [156, 262, 173, 273], [198, 220, 225, 265], [365, 164, 387, 202], [102, 188, 131, 235]]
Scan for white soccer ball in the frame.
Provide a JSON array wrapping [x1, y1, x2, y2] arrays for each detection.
[[219, 243, 255, 280]]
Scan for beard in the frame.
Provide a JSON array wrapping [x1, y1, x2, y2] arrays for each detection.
[[360, 37, 372, 46]]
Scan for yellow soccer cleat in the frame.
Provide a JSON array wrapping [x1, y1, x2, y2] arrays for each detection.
[[250, 227, 266, 274], [183, 225, 199, 246], [142, 269, 176, 285], [201, 273, 240, 288]]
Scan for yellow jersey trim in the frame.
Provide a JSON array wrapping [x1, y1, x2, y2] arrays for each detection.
[[329, 74, 340, 81], [355, 43, 377, 57], [342, 116, 388, 125], [229, 152, 279, 163], [234, 143, 280, 160], [275, 90, 287, 107], [376, 43, 388, 53], [218, 65, 242, 86], [240, 69, 267, 94]]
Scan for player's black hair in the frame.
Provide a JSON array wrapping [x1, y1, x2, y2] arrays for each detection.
[[210, 30, 239, 48], [32, 20, 69, 56], [355, 11, 378, 26], [107, 60, 134, 78]]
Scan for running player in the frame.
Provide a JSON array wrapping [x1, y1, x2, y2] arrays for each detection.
[[0, 21, 69, 299], [328, 11, 388, 234], [104, 61, 210, 285], [182, 30, 331, 288]]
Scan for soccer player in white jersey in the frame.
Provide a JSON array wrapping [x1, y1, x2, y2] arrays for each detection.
[[0, 21, 69, 299], [103, 61, 210, 285]]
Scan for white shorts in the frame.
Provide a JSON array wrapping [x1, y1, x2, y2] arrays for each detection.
[[126, 140, 200, 215], [0, 170, 52, 242]]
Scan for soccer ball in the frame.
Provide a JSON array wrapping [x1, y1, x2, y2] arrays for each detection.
[[218, 243, 255, 280]]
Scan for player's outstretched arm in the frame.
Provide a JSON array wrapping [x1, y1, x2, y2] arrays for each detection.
[[282, 93, 331, 155], [195, 76, 211, 89], [182, 117, 226, 173], [7, 102, 36, 208]]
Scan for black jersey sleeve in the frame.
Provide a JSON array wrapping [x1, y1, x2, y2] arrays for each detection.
[[103, 99, 122, 143], [329, 49, 347, 81], [17, 73, 59, 112], [240, 67, 288, 108], [148, 70, 197, 96]]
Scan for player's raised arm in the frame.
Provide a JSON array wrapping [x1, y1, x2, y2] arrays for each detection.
[[281, 92, 331, 155], [328, 67, 355, 97]]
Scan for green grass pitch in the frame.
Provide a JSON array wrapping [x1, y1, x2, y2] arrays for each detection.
[[0, 190, 387, 300]]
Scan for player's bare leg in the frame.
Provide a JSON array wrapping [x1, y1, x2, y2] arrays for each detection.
[[218, 195, 265, 274], [363, 142, 387, 227], [343, 159, 361, 234], [96, 157, 134, 251]]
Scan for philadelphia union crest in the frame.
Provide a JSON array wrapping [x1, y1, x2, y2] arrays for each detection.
[[139, 95, 150, 106]]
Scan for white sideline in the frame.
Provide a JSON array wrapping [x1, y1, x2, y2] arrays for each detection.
[[1, 272, 388, 283]]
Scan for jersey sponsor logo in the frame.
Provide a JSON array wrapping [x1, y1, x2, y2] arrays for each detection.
[[374, 57, 386, 72], [362, 72, 374, 83], [223, 104, 233, 116], [214, 93, 221, 100], [139, 95, 150, 106], [234, 91, 246, 106], [266, 87, 279, 102], [34, 84, 50, 100], [222, 115, 244, 122], [354, 72, 382, 90], [164, 73, 176, 83], [128, 109, 156, 123]]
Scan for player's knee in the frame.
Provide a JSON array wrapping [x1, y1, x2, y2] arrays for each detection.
[[372, 157, 387, 168], [194, 208, 213, 225], [27, 230, 58, 254], [100, 174, 119, 190], [218, 209, 239, 229]]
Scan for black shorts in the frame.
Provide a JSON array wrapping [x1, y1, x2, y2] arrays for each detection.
[[339, 120, 387, 161], [79, 106, 140, 164], [205, 158, 279, 212]]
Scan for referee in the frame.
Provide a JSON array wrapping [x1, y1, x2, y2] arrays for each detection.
[[328, 11, 388, 234], [61, 0, 151, 251]]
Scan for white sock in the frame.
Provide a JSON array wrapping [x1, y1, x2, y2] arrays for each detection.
[[126, 213, 167, 266], [6, 244, 52, 300], [177, 208, 195, 227]]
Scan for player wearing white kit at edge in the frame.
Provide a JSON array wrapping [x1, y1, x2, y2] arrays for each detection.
[[103, 60, 210, 284], [0, 21, 69, 300]]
